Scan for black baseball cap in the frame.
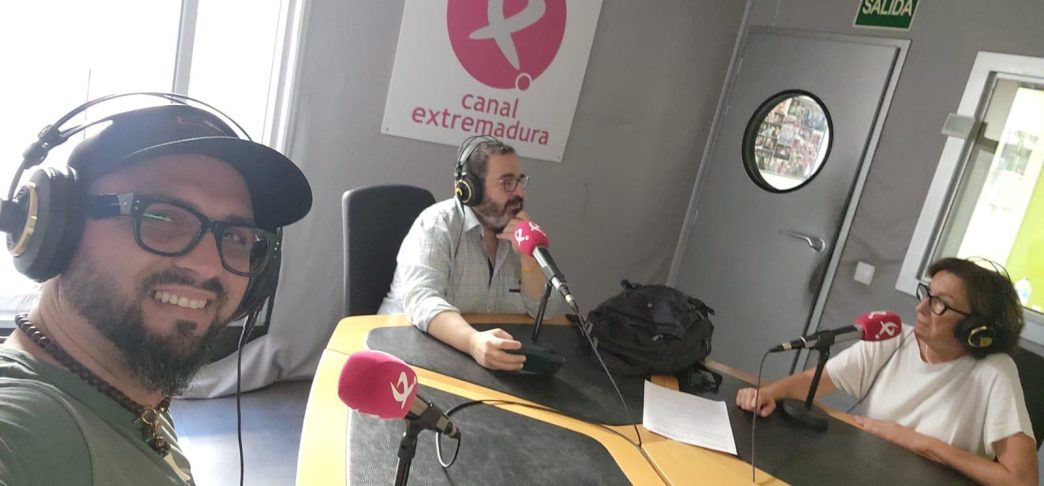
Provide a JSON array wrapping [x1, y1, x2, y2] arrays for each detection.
[[67, 104, 312, 229]]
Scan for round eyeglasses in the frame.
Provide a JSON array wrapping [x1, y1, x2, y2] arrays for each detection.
[[915, 282, 972, 317], [497, 175, 530, 192], [85, 193, 277, 277]]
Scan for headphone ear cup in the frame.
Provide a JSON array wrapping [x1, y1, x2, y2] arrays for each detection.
[[9, 167, 84, 282], [231, 233, 281, 321], [954, 314, 996, 350], [465, 172, 483, 206], [455, 173, 483, 207], [233, 271, 267, 321], [454, 136, 494, 207], [454, 177, 473, 206]]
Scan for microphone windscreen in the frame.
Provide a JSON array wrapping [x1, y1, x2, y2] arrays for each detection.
[[854, 311, 903, 342], [513, 220, 549, 257], [337, 350, 418, 419]]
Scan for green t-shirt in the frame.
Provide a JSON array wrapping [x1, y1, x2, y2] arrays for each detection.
[[0, 348, 194, 485]]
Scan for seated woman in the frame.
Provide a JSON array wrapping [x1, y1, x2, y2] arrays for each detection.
[[736, 257, 1038, 485]]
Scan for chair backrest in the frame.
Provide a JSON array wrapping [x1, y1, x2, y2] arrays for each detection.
[[1011, 346, 1044, 449], [342, 185, 435, 316]]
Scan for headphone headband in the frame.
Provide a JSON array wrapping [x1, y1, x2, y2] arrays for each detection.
[[454, 135, 498, 173], [10, 92, 251, 202]]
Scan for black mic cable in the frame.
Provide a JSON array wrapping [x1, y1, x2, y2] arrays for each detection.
[[235, 310, 258, 486], [571, 309, 643, 452], [433, 398, 670, 485], [750, 349, 771, 484], [234, 297, 275, 486]]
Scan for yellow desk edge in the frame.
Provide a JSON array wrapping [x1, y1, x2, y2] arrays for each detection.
[[297, 315, 804, 485]]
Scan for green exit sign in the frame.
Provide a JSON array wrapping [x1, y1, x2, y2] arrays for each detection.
[[854, 0, 918, 30]]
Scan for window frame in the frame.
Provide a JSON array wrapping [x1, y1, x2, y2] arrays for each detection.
[[899, 51, 1044, 346], [174, 0, 306, 153]]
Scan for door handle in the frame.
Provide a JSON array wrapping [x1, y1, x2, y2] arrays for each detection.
[[780, 230, 826, 253]]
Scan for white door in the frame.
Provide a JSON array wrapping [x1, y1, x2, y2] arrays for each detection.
[[672, 30, 903, 378]]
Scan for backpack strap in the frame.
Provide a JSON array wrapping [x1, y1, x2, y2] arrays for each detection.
[[675, 361, 722, 394]]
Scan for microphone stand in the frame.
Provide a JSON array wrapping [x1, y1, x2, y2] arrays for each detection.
[[394, 420, 424, 486], [511, 281, 566, 375], [530, 281, 553, 342], [779, 332, 833, 431]]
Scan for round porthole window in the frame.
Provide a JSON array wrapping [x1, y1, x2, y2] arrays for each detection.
[[742, 91, 832, 192]]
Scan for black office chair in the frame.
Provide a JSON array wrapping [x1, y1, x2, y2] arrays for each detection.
[[342, 185, 435, 317], [1011, 346, 1044, 449]]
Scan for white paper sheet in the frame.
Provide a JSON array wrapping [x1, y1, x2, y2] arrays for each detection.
[[642, 380, 738, 455]]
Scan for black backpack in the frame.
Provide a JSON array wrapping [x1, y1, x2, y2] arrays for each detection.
[[587, 281, 715, 378]]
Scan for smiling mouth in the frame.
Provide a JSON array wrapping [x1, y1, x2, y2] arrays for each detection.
[[150, 290, 209, 310]]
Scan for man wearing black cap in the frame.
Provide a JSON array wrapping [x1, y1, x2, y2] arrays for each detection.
[[0, 102, 312, 485]]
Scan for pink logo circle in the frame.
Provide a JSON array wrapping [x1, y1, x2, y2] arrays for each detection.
[[447, 0, 566, 91]]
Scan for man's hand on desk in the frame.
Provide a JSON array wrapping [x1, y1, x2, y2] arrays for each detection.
[[736, 387, 777, 417], [469, 328, 527, 371]]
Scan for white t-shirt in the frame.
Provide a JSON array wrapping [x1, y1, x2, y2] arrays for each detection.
[[825, 326, 1033, 458]]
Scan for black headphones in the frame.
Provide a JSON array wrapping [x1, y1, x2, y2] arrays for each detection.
[[453, 135, 498, 206], [955, 312, 998, 351], [0, 92, 280, 322], [952, 259, 1012, 352]]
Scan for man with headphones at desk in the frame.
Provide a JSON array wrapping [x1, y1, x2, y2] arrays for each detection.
[[0, 95, 312, 485], [380, 136, 563, 370]]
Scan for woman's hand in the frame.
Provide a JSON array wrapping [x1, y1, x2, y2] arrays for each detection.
[[736, 387, 777, 417]]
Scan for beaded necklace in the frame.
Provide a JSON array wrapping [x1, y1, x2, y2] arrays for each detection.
[[14, 314, 171, 456]]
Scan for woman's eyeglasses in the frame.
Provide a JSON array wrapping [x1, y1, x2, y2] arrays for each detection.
[[915, 282, 972, 317]]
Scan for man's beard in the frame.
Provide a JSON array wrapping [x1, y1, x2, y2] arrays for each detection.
[[474, 195, 524, 232], [63, 260, 230, 396]]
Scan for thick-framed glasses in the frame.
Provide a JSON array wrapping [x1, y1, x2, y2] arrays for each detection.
[[85, 193, 277, 277], [915, 282, 972, 317], [497, 175, 530, 192]]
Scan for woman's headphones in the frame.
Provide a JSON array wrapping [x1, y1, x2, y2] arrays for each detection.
[[453, 135, 498, 206], [1, 92, 281, 321], [952, 259, 1013, 352], [954, 311, 999, 350]]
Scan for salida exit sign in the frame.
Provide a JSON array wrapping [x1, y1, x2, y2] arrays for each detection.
[[854, 0, 918, 30]]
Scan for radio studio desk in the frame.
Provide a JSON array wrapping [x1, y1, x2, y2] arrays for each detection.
[[296, 315, 972, 485]]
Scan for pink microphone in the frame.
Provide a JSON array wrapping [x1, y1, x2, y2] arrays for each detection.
[[337, 350, 417, 419], [770, 310, 902, 352], [853, 310, 903, 342], [513, 220, 549, 257], [513, 221, 577, 311], [337, 350, 459, 437]]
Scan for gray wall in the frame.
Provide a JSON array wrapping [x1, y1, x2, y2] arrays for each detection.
[[742, 0, 1044, 471], [267, 0, 746, 378], [742, 1, 1044, 357]]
